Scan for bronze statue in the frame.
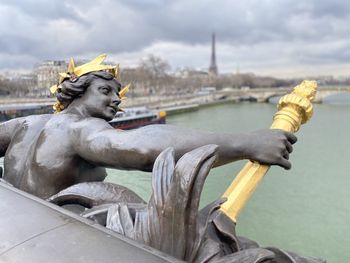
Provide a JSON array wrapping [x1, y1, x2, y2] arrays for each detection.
[[0, 55, 324, 262], [0, 55, 296, 199]]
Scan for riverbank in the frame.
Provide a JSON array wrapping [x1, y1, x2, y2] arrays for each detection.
[[0, 85, 348, 112], [0, 92, 239, 116]]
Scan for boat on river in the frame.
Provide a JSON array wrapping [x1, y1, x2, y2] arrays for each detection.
[[109, 107, 166, 129]]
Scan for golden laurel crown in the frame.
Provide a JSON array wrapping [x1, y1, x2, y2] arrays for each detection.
[[50, 54, 129, 113]]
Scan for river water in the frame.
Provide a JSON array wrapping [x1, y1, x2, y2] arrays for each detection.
[[106, 93, 350, 262]]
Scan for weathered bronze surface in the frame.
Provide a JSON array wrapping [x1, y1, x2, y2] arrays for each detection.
[[0, 56, 323, 262]]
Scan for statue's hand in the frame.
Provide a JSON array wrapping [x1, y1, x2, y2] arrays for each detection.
[[244, 129, 297, 170]]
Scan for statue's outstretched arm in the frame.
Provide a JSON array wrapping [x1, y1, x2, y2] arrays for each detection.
[[72, 120, 296, 172], [0, 118, 23, 157]]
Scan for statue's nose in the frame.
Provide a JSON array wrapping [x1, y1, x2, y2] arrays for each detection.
[[112, 97, 121, 107]]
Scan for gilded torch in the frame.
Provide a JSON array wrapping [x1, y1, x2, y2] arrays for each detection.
[[220, 80, 317, 223]]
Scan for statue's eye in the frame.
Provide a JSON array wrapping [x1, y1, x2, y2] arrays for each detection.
[[100, 87, 110, 95]]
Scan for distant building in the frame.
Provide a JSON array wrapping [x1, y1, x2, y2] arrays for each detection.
[[34, 60, 67, 96], [208, 33, 218, 77], [174, 68, 208, 79], [195, 86, 217, 95]]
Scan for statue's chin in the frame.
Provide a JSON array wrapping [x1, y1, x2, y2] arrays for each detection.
[[103, 116, 114, 121], [90, 113, 114, 121], [96, 110, 116, 121]]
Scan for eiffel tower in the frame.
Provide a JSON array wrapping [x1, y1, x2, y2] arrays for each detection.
[[208, 33, 218, 76]]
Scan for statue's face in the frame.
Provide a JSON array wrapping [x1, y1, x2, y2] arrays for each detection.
[[81, 77, 121, 121]]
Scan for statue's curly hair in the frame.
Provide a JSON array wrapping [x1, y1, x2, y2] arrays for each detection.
[[55, 71, 122, 111]]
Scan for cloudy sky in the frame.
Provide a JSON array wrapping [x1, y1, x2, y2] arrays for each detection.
[[1, 0, 350, 77]]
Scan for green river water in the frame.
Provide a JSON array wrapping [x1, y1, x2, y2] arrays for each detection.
[[106, 98, 350, 262]]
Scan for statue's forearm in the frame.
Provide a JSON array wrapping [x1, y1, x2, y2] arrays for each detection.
[[77, 123, 295, 171], [116, 125, 250, 169], [78, 124, 249, 171], [114, 124, 296, 170]]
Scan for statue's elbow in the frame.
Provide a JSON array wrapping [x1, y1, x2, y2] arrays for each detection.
[[138, 148, 156, 172], [120, 147, 155, 172]]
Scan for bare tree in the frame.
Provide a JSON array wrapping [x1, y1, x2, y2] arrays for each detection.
[[139, 54, 171, 77], [138, 54, 173, 95]]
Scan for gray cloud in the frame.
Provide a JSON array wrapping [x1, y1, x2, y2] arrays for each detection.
[[0, 0, 350, 76], [1, 0, 81, 21]]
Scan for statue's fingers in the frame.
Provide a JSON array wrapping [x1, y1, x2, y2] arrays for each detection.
[[279, 158, 291, 170], [283, 150, 289, 160], [285, 132, 297, 144], [286, 141, 293, 153]]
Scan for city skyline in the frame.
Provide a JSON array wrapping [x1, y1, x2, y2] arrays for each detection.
[[1, 0, 350, 78]]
